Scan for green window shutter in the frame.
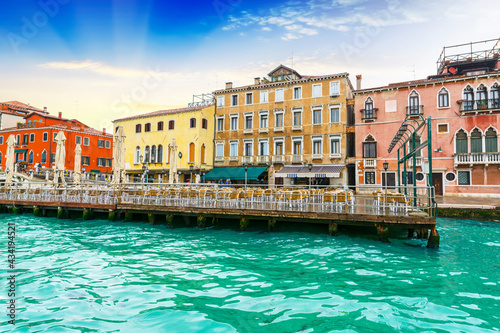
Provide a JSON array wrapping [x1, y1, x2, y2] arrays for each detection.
[[470, 137, 482, 153]]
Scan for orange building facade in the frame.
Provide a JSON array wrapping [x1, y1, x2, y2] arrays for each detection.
[[0, 110, 113, 178]]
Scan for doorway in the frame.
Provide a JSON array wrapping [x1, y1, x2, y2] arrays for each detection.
[[431, 173, 443, 196], [382, 172, 396, 189]]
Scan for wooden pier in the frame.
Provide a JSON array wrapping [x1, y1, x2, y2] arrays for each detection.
[[0, 183, 439, 247]]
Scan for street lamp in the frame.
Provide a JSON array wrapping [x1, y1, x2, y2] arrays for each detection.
[[202, 172, 205, 184], [383, 160, 389, 215], [308, 162, 313, 188], [189, 163, 194, 184], [178, 170, 182, 183], [82, 167, 86, 181], [243, 163, 248, 188]]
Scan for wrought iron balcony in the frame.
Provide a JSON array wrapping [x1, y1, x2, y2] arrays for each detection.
[[406, 105, 424, 116], [455, 152, 500, 165], [360, 108, 378, 121], [459, 99, 500, 113]]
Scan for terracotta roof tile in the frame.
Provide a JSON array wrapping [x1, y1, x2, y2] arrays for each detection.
[[114, 105, 214, 122], [1, 101, 44, 112]]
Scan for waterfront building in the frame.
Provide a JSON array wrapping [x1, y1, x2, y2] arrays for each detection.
[[0, 100, 48, 129], [353, 39, 500, 197], [113, 104, 215, 183], [0, 109, 113, 178], [211, 65, 354, 186]]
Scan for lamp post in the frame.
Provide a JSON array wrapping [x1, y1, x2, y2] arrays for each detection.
[[202, 172, 205, 184], [189, 163, 194, 184], [308, 162, 313, 211], [243, 163, 248, 188], [178, 170, 182, 184], [383, 160, 389, 215], [82, 167, 86, 181]]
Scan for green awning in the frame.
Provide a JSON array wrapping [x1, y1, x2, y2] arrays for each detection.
[[15, 149, 27, 153], [204, 167, 267, 180]]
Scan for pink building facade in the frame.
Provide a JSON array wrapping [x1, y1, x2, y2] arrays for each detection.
[[354, 40, 500, 198]]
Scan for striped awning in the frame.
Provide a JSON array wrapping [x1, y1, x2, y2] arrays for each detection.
[[276, 165, 344, 178]]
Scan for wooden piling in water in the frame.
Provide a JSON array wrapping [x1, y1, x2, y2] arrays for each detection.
[[376, 224, 390, 243], [329, 222, 338, 236], [427, 227, 440, 248]]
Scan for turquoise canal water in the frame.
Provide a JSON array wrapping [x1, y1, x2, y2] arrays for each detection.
[[1, 215, 499, 332]]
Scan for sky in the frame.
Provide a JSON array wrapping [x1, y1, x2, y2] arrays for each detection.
[[0, 0, 499, 132]]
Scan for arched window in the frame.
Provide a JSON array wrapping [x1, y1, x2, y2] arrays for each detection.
[[145, 146, 150, 163], [28, 150, 34, 164], [0, 152, 2, 165], [157, 121, 164, 131], [135, 146, 141, 164], [438, 87, 449, 108], [363, 135, 377, 158], [189, 118, 196, 128], [408, 91, 420, 115], [135, 124, 142, 133], [364, 97, 374, 119], [16, 134, 20, 145], [491, 83, 499, 108], [201, 144, 206, 164], [463, 86, 474, 111], [456, 130, 468, 154], [189, 143, 195, 162], [202, 118, 208, 129], [470, 128, 482, 153], [476, 84, 488, 109], [485, 128, 498, 153], [169, 120, 175, 130], [158, 145, 163, 163], [151, 145, 157, 163], [41, 150, 47, 163]]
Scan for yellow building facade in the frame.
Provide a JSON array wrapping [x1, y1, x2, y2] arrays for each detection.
[[113, 105, 215, 183], [212, 65, 354, 186]]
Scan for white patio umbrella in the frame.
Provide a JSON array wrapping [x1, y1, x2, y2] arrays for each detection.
[[5, 135, 15, 186], [111, 126, 126, 184], [54, 131, 67, 185], [73, 144, 82, 184], [169, 138, 178, 184]]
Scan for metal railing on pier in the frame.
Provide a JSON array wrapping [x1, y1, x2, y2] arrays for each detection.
[[0, 183, 437, 217]]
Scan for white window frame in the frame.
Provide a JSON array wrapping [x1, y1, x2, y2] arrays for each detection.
[[75, 136, 82, 145], [243, 139, 253, 156], [274, 109, 284, 132], [292, 108, 303, 128], [259, 111, 269, 131], [231, 94, 238, 106], [260, 90, 269, 103], [105, 140, 111, 149], [312, 84, 322, 98], [311, 136, 323, 159], [83, 137, 90, 146], [437, 87, 450, 109], [330, 81, 340, 96], [275, 88, 284, 102], [245, 92, 253, 105], [258, 139, 269, 156], [312, 106, 322, 125], [293, 86, 302, 100], [229, 140, 238, 158], [329, 104, 341, 123], [217, 96, 224, 107], [292, 137, 303, 155], [274, 138, 284, 156], [329, 134, 342, 158], [215, 142, 224, 158], [230, 114, 239, 131], [437, 123, 449, 134], [216, 116, 225, 132], [244, 112, 253, 130]]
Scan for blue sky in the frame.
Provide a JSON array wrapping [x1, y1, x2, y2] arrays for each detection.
[[0, 0, 498, 131]]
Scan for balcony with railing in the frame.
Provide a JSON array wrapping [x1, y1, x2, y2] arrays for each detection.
[[455, 152, 500, 165], [272, 155, 285, 164], [406, 105, 424, 116], [241, 156, 254, 164], [290, 154, 303, 164], [459, 99, 500, 113], [364, 159, 376, 168], [360, 108, 378, 122], [256, 155, 269, 164], [408, 157, 423, 167]]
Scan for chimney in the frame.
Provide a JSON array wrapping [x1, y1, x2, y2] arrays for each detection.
[[102, 128, 106, 135], [58, 112, 62, 118], [80, 125, 84, 131], [43, 107, 47, 113], [356, 75, 362, 90], [254, 77, 260, 85], [225, 82, 233, 89], [66, 122, 71, 129]]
